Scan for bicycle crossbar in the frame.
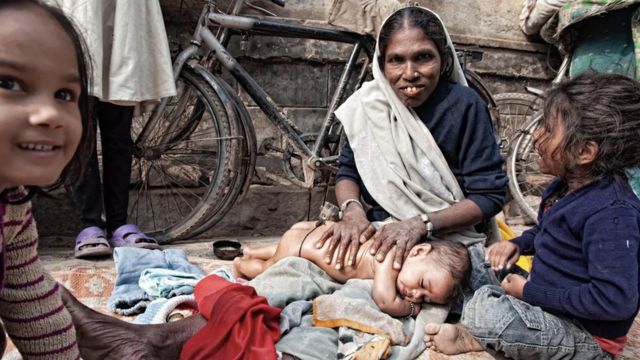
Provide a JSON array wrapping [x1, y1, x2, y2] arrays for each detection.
[[208, 13, 368, 46]]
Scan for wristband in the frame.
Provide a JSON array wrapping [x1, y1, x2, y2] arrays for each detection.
[[338, 199, 363, 220]]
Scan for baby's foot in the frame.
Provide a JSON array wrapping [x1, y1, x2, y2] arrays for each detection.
[[423, 323, 484, 355]]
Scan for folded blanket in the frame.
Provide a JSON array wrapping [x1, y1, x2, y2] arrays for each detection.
[[139, 268, 204, 298], [107, 248, 204, 315], [312, 293, 408, 345]]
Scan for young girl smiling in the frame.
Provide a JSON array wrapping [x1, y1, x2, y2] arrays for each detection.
[[0, 0, 92, 358]]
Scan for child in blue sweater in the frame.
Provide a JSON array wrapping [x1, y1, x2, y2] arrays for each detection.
[[423, 72, 640, 359]]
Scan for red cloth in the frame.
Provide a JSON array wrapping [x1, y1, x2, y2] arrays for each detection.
[[180, 275, 281, 360], [594, 335, 627, 356]]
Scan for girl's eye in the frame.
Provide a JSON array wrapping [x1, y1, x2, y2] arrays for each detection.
[[0, 78, 22, 91], [55, 89, 74, 102]]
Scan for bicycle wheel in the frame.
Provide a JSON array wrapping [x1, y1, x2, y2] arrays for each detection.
[[129, 67, 241, 242], [494, 92, 541, 157], [506, 114, 554, 223]]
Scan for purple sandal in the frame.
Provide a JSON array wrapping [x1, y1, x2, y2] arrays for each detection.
[[74, 226, 113, 259], [110, 224, 160, 250]]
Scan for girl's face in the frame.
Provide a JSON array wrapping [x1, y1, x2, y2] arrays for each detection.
[[0, 5, 82, 192], [396, 244, 453, 305], [383, 26, 442, 108], [533, 111, 568, 177]]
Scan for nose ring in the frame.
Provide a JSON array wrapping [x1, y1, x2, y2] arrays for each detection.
[[414, 71, 419, 77]]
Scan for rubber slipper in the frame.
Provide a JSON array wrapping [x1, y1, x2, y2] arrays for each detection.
[[110, 224, 161, 250], [74, 226, 112, 259]]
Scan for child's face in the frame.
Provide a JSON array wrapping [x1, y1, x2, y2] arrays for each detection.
[[396, 244, 454, 304], [0, 5, 82, 191], [533, 111, 567, 177]]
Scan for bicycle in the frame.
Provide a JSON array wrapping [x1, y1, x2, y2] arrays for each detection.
[[128, 0, 501, 243]]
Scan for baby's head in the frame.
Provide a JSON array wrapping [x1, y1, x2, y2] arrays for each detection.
[[396, 240, 469, 305], [535, 72, 640, 182], [0, 0, 92, 200]]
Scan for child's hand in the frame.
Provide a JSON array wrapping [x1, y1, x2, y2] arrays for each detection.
[[485, 241, 520, 271], [501, 274, 527, 299]]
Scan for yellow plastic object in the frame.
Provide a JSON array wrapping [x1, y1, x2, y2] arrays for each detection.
[[497, 219, 532, 272]]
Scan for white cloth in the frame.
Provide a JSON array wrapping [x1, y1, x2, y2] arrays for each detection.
[[335, 6, 486, 245], [519, 0, 572, 35], [46, 0, 176, 103]]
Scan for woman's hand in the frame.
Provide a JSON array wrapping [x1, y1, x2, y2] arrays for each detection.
[[485, 241, 520, 271], [369, 216, 426, 270], [316, 208, 376, 270], [501, 274, 527, 299]]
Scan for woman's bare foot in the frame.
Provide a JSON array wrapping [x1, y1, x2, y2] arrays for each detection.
[[423, 323, 484, 355], [59, 285, 205, 360]]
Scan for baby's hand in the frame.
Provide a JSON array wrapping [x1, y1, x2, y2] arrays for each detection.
[[501, 274, 527, 299], [485, 241, 520, 271]]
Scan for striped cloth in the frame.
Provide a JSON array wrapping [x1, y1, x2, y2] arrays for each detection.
[[0, 190, 80, 359]]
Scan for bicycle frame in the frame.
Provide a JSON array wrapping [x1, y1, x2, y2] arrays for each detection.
[[138, 0, 374, 187]]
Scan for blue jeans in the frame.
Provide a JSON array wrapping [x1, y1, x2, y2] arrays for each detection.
[[462, 285, 612, 360]]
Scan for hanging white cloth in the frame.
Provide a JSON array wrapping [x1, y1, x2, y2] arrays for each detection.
[[46, 0, 176, 104]]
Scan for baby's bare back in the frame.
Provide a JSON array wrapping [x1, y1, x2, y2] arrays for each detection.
[[284, 221, 376, 283]]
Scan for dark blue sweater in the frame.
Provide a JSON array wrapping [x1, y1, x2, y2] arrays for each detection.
[[336, 80, 508, 222], [514, 177, 640, 338]]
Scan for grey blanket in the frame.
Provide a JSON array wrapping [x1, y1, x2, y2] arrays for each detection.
[[249, 257, 448, 359]]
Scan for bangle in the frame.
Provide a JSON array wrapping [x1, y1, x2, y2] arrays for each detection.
[[419, 213, 434, 239], [405, 301, 416, 318], [338, 199, 363, 220]]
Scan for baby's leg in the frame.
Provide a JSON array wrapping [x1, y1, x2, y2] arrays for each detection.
[[233, 257, 270, 279], [242, 243, 277, 260], [233, 222, 332, 279]]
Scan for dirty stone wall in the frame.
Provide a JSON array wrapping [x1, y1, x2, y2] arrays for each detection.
[[37, 0, 558, 240]]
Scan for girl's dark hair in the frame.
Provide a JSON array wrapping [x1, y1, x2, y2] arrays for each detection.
[[378, 7, 454, 80], [0, 0, 94, 203], [429, 240, 470, 303], [540, 72, 640, 181]]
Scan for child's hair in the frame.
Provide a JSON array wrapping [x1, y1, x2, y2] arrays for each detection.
[[429, 240, 470, 302], [540, 72, 640, 181], [0, 0, 94, 203]]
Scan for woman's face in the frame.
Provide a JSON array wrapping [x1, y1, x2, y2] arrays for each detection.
[[383, 26, 442, 108], [0, 5, 82, 191]]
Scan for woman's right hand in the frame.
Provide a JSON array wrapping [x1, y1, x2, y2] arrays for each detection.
[[316, 208, 376, 270], [485, 241, 520, 271]]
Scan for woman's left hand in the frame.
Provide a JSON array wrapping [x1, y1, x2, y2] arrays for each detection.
[[369, 217, 426, 270], [501, 273, 527, 299]]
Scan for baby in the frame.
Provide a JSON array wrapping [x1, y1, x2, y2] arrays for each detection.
[[234, 221, 470, 318]]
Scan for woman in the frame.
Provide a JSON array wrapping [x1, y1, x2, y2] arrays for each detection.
[[59, 6, 508, 360], [317, 6, 507, 296]]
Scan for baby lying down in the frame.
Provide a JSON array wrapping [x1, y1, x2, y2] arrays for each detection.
[[234, 221, 470, 318]]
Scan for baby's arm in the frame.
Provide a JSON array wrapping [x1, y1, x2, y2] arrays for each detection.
[[0, 202, 80, 359], [372, 248, 418, 317]]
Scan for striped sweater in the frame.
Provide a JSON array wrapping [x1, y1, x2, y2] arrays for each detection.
[[0, 194, 80, 359]]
